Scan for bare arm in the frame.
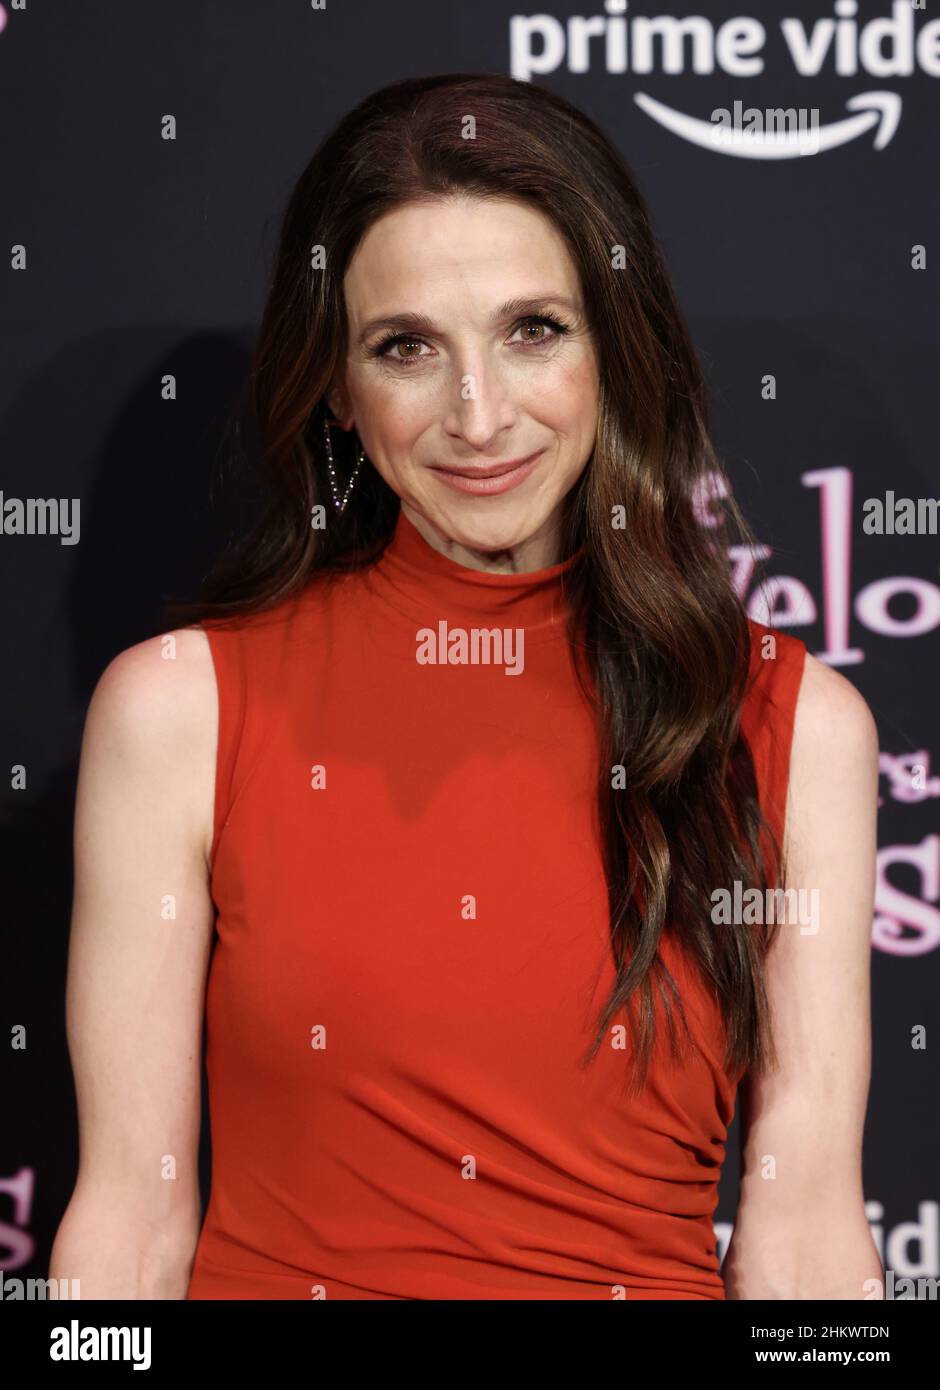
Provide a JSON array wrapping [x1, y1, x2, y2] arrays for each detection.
[[723, 652, 884, 1299], [49, 627, 218, 1299]]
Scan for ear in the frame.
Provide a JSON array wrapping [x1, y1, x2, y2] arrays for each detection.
[[325, 381, 355, 431]]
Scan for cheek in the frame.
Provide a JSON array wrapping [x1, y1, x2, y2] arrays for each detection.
[[535, 351, 599, 439], [347, 376, 427, 459]]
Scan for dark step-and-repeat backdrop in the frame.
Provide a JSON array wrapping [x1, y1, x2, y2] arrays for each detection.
[[2, 1, 937, 1301]]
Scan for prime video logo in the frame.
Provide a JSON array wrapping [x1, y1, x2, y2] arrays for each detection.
[[510, 1, 940, 158]]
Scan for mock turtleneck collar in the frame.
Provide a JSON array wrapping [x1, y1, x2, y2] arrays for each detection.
[[365, 507, 584, 641]]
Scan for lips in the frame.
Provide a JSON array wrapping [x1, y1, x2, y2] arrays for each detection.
[[432, 450, 543, 480], [428, 450, 544, 497]]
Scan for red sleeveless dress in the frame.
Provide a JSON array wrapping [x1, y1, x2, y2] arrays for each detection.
[[185, 508, 806, 1300]]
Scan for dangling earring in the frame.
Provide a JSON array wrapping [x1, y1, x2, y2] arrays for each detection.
[[322, 415, 364, 515]]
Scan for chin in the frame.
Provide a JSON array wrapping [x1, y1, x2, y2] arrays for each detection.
[[434, 507, 544, 555]]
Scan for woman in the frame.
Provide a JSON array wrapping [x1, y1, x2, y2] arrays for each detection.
[[51, 73, 882, 1300]]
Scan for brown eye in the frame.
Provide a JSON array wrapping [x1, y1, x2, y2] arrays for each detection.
[[370, 333, 430, 366], [521, 321, 547, 342], [509, 315, 570, 348]]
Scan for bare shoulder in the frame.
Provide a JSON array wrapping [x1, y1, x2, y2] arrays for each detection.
[[784, 650, 879, 894], [82, 625, 218, 866], [790, 650, 879, 772], [91, 625, 215, 721], [88, 626, 217, 762]]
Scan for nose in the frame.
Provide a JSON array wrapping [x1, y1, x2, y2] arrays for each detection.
[[440, 355, 519, 452]]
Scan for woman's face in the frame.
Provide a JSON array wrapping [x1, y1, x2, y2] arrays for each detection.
[[329, 196, 600, 568]]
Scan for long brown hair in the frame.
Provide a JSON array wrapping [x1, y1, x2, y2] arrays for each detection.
[[166, 73, 784, 1095]]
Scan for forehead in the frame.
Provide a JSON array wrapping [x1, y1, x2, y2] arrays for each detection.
[[342, 197, 581, 321]]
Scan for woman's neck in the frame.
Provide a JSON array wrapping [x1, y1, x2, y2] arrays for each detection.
[[399, 500, 568, 574]]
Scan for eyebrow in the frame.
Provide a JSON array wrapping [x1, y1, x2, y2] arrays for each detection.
[[355, 294, 583, 346]]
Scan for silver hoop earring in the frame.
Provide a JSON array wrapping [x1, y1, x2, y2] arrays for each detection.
[[322, 415, 364, 515]]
